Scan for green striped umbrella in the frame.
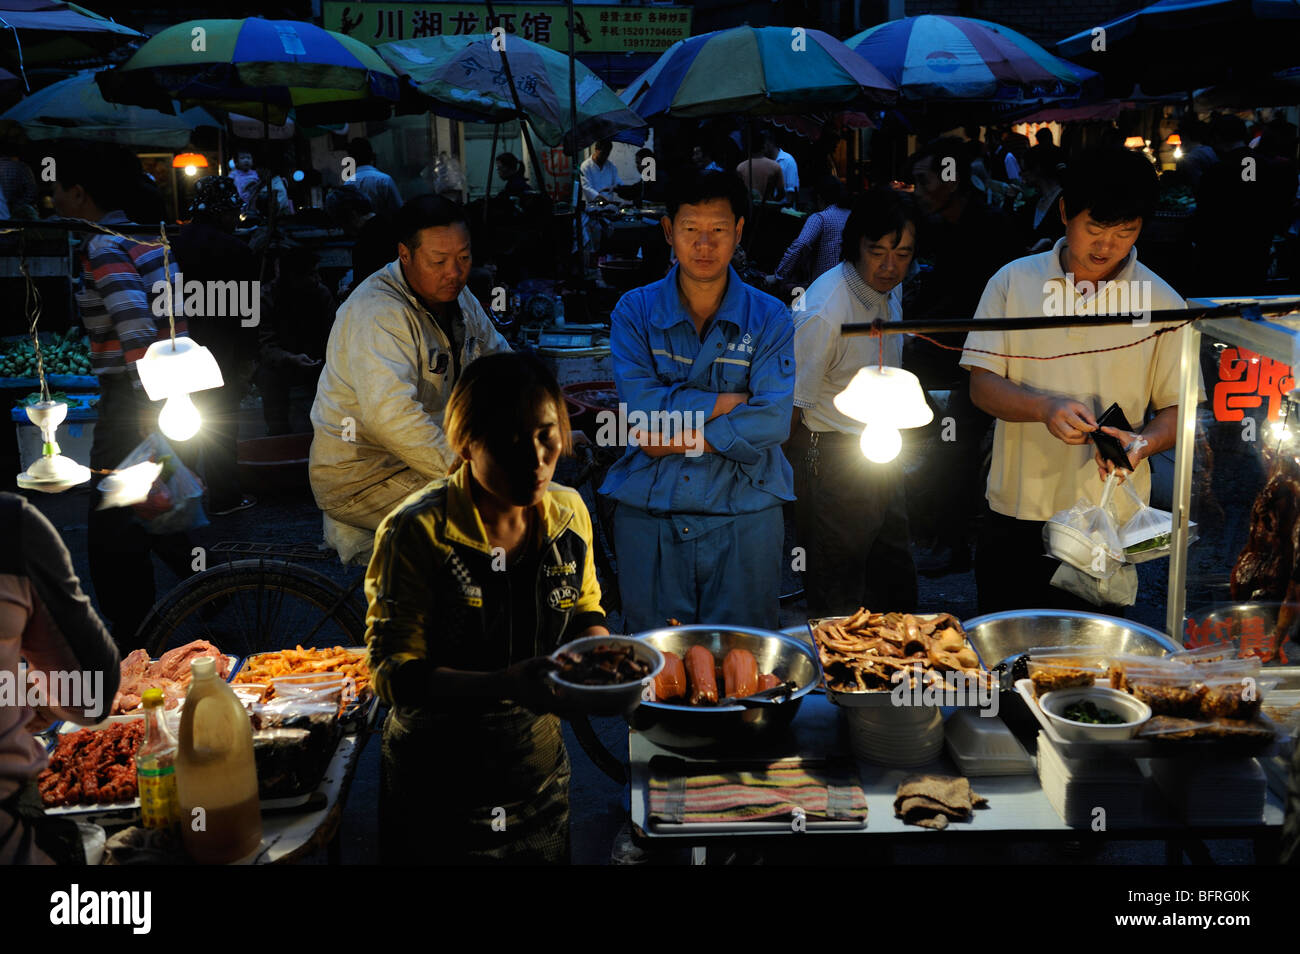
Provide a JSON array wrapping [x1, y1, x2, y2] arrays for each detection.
[[622, 26, 896, 119]]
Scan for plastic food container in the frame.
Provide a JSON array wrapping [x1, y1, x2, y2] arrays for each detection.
[[1037, 686, 1152, 741], [1025, 645, 1110, 697]]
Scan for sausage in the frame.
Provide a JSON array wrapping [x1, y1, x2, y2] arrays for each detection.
[[685, 646, 719, 705], [723, 648, 759, 699], [654, 651, 686, 702], [757, 672, 782, 692]]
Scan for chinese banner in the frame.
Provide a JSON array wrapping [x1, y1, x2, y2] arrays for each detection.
[[1211, 345, 1295, 423], [323, 2, 692, 54]]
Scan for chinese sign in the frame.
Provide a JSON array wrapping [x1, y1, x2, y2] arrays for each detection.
[[1212, 346, 1295, 422], [1184, 611, 1293, 664], [324, 2, 692, 54]]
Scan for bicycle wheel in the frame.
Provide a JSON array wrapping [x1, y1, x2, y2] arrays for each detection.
[[136, 560, 369, 659]]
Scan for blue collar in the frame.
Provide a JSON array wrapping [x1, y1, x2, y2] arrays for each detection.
[[651, 264, 746, 332]]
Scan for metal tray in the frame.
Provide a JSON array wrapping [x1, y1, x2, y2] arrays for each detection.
[[808, 615, 991, 708], [1014, 679, 1283, 759]]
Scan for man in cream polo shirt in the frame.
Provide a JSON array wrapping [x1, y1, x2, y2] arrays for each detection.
[[960, 147, 1202, 613]]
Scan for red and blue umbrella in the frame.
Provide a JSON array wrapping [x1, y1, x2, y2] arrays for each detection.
[[621, 26, 896, 119], [846, 15, 1098, 104]]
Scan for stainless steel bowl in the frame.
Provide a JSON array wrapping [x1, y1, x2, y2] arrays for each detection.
[[628, 625, 822, 752], [963, 609, 1179, 673]]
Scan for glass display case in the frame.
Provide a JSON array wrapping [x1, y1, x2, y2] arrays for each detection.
[[1168, 297, 1300, 682]]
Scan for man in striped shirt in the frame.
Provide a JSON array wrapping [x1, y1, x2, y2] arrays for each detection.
[[53, 143, 194, 648]]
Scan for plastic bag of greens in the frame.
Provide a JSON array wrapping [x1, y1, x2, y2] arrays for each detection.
[[1116, 478, 1195, 563]]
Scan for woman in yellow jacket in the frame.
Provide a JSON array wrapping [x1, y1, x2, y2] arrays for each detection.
[[364, 351, 608, 864]]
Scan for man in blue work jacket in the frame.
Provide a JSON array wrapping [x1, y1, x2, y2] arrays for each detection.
[[600, 171, 795, 632]]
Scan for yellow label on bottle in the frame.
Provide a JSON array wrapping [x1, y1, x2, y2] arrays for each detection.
[[138, 763, 180, 829]]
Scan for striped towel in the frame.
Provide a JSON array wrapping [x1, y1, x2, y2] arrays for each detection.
[[648, 757, 867, 825]]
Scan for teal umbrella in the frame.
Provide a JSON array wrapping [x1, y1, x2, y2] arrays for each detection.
[[2, 69, 220, 145], [376, 33, 645, 147], [0, 1, 143, 86], [621, 26, 896, 119]]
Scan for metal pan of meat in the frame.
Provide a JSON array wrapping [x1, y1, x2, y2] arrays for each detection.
[[809, 609, 992, 708], [40, 717, 145, 818]]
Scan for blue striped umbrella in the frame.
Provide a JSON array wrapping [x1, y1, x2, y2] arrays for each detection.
[[621, 26, 895, 119], [97, 17, 401, 125], [847, 15, 1098, 104]]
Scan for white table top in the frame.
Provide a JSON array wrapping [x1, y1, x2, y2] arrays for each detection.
[[629, 694, 1286, 840]]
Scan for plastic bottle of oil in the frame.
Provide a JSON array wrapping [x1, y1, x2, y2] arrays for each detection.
[[136, 688, 179, 830], [175, 656, 262, 863]]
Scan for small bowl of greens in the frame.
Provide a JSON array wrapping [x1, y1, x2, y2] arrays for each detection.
[[1037, 686, 1151, 741]]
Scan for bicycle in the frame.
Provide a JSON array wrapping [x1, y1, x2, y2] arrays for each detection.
[[133, 540, 369, 659]]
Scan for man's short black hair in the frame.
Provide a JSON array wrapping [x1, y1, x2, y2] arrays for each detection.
[[666, 171, 748, 222], [394, 194, 470, 250], [496, 152, 520, 172], [1211, 113, 1248, 148], [840, 189, 917, 263], [1061, 147, 1157, 225], [594, 139, 613, 153], [1035, 128, 1055, 147], [907, 136, 972, 192], [348, 138, 376, 165]]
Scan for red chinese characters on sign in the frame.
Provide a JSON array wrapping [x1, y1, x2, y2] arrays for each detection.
[[1212, 346, 1295, 422], [1183, 612, 1292, 662]]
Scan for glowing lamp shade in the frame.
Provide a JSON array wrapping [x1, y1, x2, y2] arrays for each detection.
[[172, 152, 208, 169], [833, 366, 933, 429], [1165, 134, 1182, 146], [16, 401, 92, 492], [136, 337, 224, 442], [1123, 136, 1146, 149]]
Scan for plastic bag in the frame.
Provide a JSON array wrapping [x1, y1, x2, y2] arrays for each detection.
[[1050, 560, 1138, 606], [1043, 471, 1125, 579], [1025, 645, 1110, 697], [1116, 479, 1196, 563], [99, 433, 208, 535]]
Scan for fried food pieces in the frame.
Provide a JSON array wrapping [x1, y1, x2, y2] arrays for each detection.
[[812, 608, 983, 693]]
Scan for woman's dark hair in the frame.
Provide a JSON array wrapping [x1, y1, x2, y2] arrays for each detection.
[[1061, 147, 1157, 225], [666, 170, 748, 222], [444, 351, 573, 463], [815, 174, 849, 209], [394, 194, 470, 250], [840, 189, 917, 263]]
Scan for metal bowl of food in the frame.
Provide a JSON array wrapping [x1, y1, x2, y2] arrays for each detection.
[[963, 610, 1179, 677], [549, 636, 664, 716], [628, 625, 822, 752]]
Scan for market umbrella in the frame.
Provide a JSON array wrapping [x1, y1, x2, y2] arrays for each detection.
[[845, 15, 1100, 105], [1057, 0, 1300, 96], [0, 1, 142, 84], [376, 33, 646, 148], [96, 17, 402, 126], [621, 26, 896, 120], [1, 69, 220, 145]]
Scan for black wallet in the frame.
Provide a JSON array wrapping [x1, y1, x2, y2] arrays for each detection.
[[1091, 402, 1136, 470]]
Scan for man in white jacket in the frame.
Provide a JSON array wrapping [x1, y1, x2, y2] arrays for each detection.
[[310, 195, 511, 562]]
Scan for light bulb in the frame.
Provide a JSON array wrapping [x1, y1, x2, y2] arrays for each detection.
[[1173, 146, 1183, 159], [859, 423, 901, 464], [158, 393, 201, 441], [184, 164, 198, 176]]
